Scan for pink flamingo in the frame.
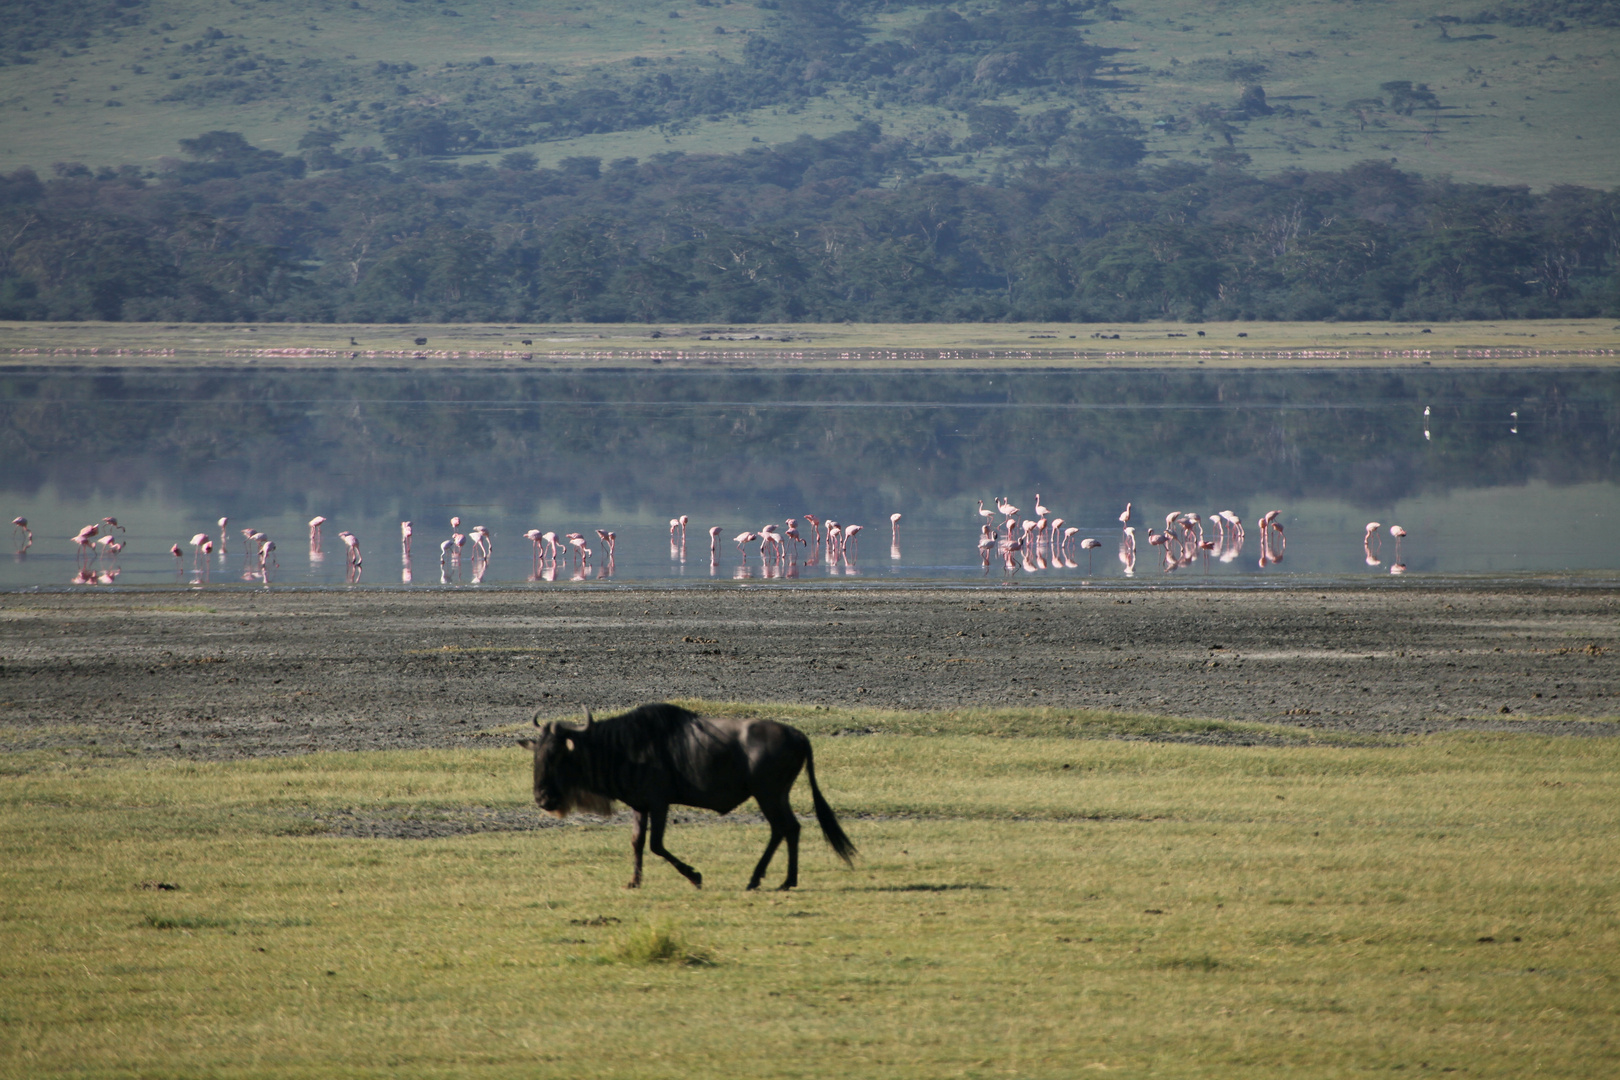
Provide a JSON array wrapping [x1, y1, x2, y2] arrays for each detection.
[[825, 521, 842, 563], [996, 496, 1019, 518], [843, 524, 863, 560], [1119, 502, 1133, 527], [11, 517, 30, 553], [541, 531, 560, 561], [708, 525, 723, 556], [170, 543, 184, 572], [439, 538, 455, 569], [1079, 536, 1101, 573], [1033, 494, 1050, 520], [678, 515, 688, 544], [338, 531, 362, 567], [596, 529, 616, 557], [450, 515, 461, 532], [1363, 522, 1382, 566], [104, 517, 126, 533], [734, 530, 759, 555], [1389, 525, 1407, 561], [259, 538, 278, 576], [400, 520, 413, 556], [669, 518, 681, 541], [309, 516, 327, 551], [802, 513, 823, 551], [471, 525, 491, 559], [188, 532, 210, 570], [890, 512, 902, 543], [977, 500, 995, 524]]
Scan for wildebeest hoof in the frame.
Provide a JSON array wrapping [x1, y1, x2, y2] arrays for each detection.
[[776, 882, 796, 891], [624, 881, 641, 890]]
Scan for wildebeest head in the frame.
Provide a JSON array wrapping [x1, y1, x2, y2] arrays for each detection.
[[516, 709, 613, 817]]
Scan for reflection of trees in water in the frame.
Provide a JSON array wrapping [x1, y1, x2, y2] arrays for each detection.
[[1, 368, 1615, 519]]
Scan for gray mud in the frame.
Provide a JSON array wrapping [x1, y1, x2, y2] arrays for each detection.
[[2, 587, 1615, 767]]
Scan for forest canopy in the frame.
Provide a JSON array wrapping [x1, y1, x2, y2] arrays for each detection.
[[2, 125, 1617, 324]]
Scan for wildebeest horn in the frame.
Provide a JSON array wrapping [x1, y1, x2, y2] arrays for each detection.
[[583, 708, 594, 730], [532, 713, 544, 728]]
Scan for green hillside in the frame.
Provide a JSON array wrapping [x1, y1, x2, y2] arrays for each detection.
[[2, 0, 1616, 190]]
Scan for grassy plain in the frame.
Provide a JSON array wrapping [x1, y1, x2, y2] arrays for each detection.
[[3, 318, 1618, 371], [2, 706, 1617, 1078], [1, 0, 1614, 190]]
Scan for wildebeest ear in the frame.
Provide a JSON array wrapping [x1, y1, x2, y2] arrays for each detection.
[[564, 737, 575, 752]]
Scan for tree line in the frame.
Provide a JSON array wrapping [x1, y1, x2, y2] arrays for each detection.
[[2, 124, 1617, 324]]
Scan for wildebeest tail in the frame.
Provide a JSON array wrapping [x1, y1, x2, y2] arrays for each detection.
[[804, 743, 856, 865]]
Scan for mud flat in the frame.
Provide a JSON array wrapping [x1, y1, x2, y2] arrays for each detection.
[[3, 319, 1618, 370], [1, 586, 1614, 760]]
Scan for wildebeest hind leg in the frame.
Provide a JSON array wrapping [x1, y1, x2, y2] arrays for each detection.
[[627, 809, 648, 889], [750, 795, 801, 891], [648, 804, 702, 888]]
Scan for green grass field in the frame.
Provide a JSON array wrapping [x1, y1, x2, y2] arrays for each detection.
[[4, 317, 1618, 369], [2, 704, 1617, 1078], [2, 0, 1614, 190]]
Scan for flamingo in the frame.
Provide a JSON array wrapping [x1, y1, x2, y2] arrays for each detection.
[[400, 520, 413, 556], [541, 531, 560, 561], [170, 543, 184, 570], [1075, 536, 1100, 573], [11, 517, 30, 552], [670, 518, 682, 540], [104, 517, 126, 533], [259, 538, 278, 573], [996, 496, 1019, 518], [1033, 494, 1049, 520], [309, 516, 327, 549], [338, 531, 362, 567], [734, 530, 759, 555], [1363, 522, 1382, 566], [439, 538, 454, 567], [525, 528, 544, 565], [450, 516, 461, 532], [188, 532, 210, 569], [678, 515, 689, 543], [1389, 525, 1407, 560], [977, 500, 995, 524], [1119, 502, 1133, 526], [890, 512, 902, 542], [596, 529, 616, 557], [709, 525, 723, 555], [843, 524, 863, 559]]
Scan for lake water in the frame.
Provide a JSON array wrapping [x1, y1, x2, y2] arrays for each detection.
[[3, 365, 1617, 589]]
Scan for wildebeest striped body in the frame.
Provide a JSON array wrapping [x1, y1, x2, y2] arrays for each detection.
[[517, 703, 855, 890]]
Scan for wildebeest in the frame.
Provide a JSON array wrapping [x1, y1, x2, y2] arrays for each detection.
[[517, 703, 856, 890]]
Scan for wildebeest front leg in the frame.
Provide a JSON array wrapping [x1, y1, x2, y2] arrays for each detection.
[[627, 809, 647, 889], [648, 804, 702, 888]]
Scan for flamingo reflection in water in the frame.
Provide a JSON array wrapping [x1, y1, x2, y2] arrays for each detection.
[[1363, 522, 1382, 566]]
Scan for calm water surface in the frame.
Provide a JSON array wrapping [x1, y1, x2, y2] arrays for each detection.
[[3, 365, 1617, 589]]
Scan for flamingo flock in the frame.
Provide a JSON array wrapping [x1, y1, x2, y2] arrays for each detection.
[[971, 495, 1294, 577], [21, 502, 1414, 585]]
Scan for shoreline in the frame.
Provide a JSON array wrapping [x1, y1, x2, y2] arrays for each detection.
[[4, 318, 1619, 371]]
